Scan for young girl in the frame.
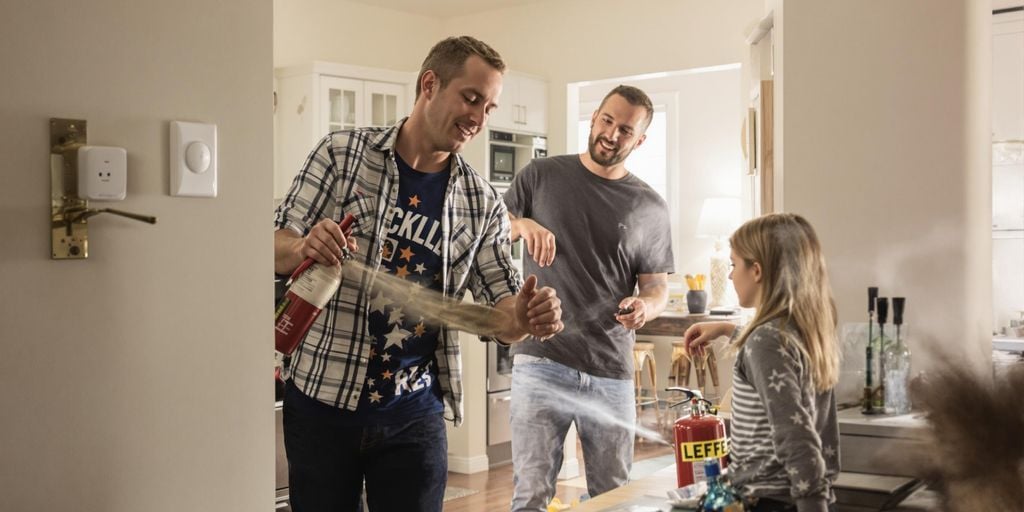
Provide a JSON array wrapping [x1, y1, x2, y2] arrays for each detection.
[[685, 213, 840, 512]]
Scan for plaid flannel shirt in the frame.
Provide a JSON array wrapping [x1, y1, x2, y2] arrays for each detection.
[[274, 118, 522, 425]]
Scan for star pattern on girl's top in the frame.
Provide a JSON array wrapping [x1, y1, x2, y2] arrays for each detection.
[[787, 467, 800, 476], [381, 353, 391, 362], [414, 322, 426, 337], [395, 265, 410, 278], [414, 263, 427, 274], [790, 411, 804, 426], [823, 445, 837, 458], [381, 369, 393, 380], [795, 480, 810, 493], [369, 391, 383, 403], [768, 368, 787, 392], [408, 195, 421, 207]]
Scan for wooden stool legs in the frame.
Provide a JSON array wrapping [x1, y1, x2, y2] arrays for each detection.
[[669, 343, 720, 402]]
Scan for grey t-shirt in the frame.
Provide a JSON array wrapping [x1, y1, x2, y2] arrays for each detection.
[[503, 154, 674, 380]]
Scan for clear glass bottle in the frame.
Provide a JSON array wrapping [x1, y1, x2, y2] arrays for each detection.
[[883, 336, 911, 414], [698, 459, 745, 512]]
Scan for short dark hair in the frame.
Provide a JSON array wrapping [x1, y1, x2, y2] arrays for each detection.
[[416, 36, 506, 99], [598, 85, 654, 129]]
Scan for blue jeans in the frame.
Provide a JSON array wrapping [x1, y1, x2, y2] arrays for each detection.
[[283, 381, 448, 512], [510, 355, 636, 511]]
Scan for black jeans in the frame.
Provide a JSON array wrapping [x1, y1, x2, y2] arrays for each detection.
[[283, 381, 448, 512]]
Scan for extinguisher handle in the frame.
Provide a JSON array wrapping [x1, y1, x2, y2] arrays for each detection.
[[287, 213, 357, 284], [338, 213, 356, 232], [666, 386, 703, 402]]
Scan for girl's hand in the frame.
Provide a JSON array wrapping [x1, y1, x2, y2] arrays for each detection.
[[683, 321, 733, 357]]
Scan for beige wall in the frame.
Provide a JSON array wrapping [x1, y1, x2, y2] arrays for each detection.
[[777, 0, 993, 373], [0, 1, 274, 510], [443, 0, 764, 156], [274, 0, 443, 70]]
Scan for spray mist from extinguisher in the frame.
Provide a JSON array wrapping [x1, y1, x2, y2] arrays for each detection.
[[668, 387, 730, 488], [274, 213, 356, 380]]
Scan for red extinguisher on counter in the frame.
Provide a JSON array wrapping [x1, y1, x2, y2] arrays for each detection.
[[669, 387, 729, 488], [274, 213, 356, 380]]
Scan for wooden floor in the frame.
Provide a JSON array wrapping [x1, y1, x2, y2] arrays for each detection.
[[443, 411, 674, 511]]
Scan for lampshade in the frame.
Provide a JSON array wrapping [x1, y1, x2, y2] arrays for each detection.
[[696, 197, 742, 239]]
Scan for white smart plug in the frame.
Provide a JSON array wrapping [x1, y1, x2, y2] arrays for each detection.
[[78, 145, 127, 201]]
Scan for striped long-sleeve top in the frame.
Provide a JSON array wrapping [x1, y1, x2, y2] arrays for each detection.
[[728, 320, 840, 512]]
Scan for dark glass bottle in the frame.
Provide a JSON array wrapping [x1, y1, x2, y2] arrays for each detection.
[[698, 458, 745, 511]]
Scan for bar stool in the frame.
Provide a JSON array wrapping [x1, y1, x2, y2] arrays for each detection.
[[669, 340, 721, 402], [632, 342, 664, 431]]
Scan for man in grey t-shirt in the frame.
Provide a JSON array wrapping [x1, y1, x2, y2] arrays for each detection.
[[503, 85, 674, 510]]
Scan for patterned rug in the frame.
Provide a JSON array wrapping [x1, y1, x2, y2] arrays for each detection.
[[443, 485, 481, 502]]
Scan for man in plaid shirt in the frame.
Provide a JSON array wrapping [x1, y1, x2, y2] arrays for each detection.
[[273, 36, 563, 511]]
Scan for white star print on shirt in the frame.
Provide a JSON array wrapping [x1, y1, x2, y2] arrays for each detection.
[[823, 445, 837, 458], [387, 307, 405, 325], [787, 467, 799, 476], [369, 291, 394, 314], [368, 391, 382, 403], [414, 263, 426, 274], [382, 325, 412, 350]]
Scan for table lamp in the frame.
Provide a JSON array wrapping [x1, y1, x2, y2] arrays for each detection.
[[696, 197, 742, 308]]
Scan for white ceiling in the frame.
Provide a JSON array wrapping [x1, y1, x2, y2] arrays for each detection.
[[345, 0, 546, 18]]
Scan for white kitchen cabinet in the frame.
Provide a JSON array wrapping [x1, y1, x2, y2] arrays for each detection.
[[275, 62, 414, 199], [489, 72, 548, 135]]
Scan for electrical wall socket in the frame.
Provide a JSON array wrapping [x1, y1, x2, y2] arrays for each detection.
[[77, 145, 127, 201]]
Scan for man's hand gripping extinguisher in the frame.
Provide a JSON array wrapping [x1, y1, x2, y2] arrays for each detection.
[[668, 387, 730, 488], [273, 213, 356, 381]]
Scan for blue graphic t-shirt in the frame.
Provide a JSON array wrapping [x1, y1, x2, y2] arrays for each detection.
[[346, 151, 449, 425]]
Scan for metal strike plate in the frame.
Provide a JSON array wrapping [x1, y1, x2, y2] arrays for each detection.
[[51, 118, 89, 259]]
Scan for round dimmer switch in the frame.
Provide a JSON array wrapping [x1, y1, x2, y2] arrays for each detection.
[[185, 142, 211, 174]]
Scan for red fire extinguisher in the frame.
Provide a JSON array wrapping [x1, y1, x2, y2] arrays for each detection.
[[274, 214, 355, 379], [669, 388, 729, 488]]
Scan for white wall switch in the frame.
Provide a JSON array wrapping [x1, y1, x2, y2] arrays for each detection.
[[170, 121, 217, 197], [78, 145, 127, 201]]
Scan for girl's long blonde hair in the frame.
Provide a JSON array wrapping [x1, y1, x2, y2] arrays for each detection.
[[731, 213, 840, 392]]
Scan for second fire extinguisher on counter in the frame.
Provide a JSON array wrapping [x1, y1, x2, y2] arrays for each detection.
[[274, 213, 356, 372]]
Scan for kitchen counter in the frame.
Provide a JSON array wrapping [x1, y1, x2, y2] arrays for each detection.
[[564, 463, 934, 511], [637, 311, 739, 338]]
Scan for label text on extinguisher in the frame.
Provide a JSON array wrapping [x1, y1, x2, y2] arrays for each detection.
[[678, 438, 729, 462]]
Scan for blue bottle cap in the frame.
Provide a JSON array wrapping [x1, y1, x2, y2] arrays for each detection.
[[703, 458, 721, 477]]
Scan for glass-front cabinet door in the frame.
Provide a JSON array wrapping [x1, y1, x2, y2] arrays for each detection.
[[364, 81, 406, 128], [321, 76, 363, 136]]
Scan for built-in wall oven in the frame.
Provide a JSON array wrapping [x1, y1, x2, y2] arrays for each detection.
[[486, 342, 514, 464]]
